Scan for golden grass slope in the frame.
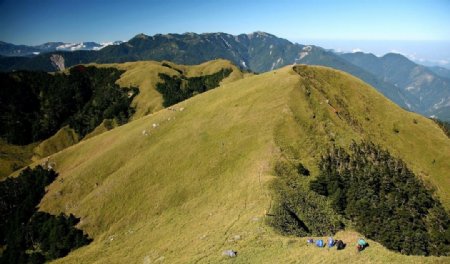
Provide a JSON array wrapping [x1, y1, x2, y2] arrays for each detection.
[[32, 126, 79, 162], [32, 65, 449, 263], [0, 60, 242, 179], [0, 139, 37, 181], [83, 119, 118, 141], [92, 59, 246, 120], [284, 65, 450, 206]]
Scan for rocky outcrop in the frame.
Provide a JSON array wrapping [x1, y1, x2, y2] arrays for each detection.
[[50, 54, 65, 71]]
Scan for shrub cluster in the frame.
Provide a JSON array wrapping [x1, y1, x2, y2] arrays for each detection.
[[269, 160, 342, 236]]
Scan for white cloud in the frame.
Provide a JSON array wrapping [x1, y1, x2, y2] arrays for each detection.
[[352, 48, 362, 53], [389, 49, 404, 55], [56, 43, 86, 51]]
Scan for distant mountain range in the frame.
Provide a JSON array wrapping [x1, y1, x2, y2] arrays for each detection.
[[339, 52, 450, 120], [0, 40, 123, 56], [428, 65, 450, 79], [1, 32, 449, 121]]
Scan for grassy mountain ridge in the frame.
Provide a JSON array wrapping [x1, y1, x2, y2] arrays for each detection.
[[19, 63, 449, 262], [90, 59, 245, 120], [0, 139, 37, 180], [31, 126, 79, 162], [3, 31, 441, 120], [0, 60, 243, 179], [298, 47, 413, 110]]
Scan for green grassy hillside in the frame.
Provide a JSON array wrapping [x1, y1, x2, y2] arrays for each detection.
[[0, 60, 243, 179], [0, 140, 37, 181], [27, 64, 450, 263], [32, 126, 79, 162], [92, 59, 246, 120]]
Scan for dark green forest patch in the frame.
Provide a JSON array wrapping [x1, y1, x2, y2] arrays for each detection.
[[156, 68, 232, 107], [270, 141, 450, 256], [309, 142, 450, 256], [0, 166, 92, 263], [0, 66, 138, 145]]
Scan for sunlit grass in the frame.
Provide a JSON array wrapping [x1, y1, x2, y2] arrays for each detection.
[[30, 64, 449, 263]]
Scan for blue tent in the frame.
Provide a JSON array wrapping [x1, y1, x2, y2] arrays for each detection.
[[316, 239, 324, 247], [328, 237, 335, 248]]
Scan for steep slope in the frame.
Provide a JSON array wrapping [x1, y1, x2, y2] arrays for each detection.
[[0, 140, 37, 181], [340, 52, 450, 120], [31, 126, 79, 162], [298, 47, 413, 110], [26, 64, 449, 263], [0, 60, 243, 178]]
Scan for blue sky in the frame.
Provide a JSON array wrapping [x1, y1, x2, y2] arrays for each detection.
[[1, 0, 449, 44], [0, 0, 449, 65]]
